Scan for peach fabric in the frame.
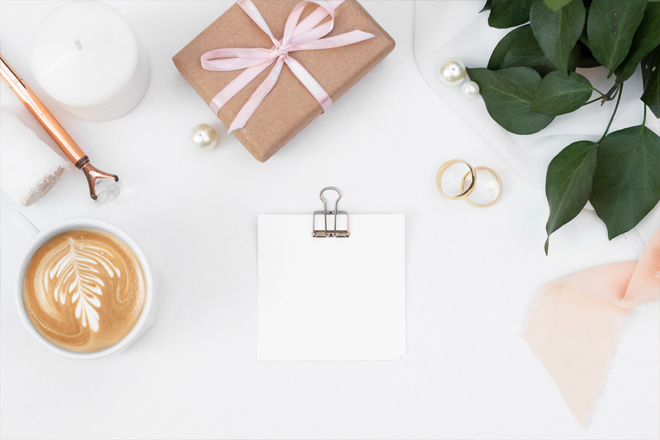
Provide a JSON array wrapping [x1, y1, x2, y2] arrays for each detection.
[[524, 229, 660, 426]]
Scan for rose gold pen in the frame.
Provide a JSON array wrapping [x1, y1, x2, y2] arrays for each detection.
[[0, 54, 119, 201]]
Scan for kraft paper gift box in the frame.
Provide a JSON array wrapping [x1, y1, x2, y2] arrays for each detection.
[[172, 0, 395, 162]]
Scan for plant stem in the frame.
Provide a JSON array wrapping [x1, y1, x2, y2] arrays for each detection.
[[610, 86, 620, 100], [600, 83, 619, 105], [583, 97, 602, 106], [592, 88, 605, 96], [643, 104, 647, 125], [599, 83, 623, 142]]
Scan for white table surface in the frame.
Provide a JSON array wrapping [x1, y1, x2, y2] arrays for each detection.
[[1, 1, 658, 439]]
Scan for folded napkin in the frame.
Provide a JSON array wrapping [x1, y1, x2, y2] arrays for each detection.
[[524, 229, 659, 426]]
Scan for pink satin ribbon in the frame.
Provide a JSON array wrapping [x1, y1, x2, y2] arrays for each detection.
[[524, 229, 660, 426], [201, 0, 374, 133]]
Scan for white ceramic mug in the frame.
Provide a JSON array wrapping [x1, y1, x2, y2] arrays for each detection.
[[12, 212, 156, 359]]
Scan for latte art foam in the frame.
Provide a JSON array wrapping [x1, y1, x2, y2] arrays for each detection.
[[23, 228, 146, 353]]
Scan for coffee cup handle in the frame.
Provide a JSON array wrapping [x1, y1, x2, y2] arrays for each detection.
[[11, 211, 40, 240]]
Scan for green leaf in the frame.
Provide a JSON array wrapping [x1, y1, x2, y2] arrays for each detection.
[[590, 125, 660, 239], [488, 26, 525, 70], [641, 44, 660, 117], [545, 141, 598, 254], [487, 25, 558, 76], [544, 0, 574, 11], [615, 3, 660, 83], [579, 19, 590, 48], [489, 0, 535, 28], [531, 71, 594, 115], [587, 0, 648, 72], [567, 40, 581, 71], [467, 67, 555, 134], [531, 0, 586, 74], [481, 0, 493, 13]]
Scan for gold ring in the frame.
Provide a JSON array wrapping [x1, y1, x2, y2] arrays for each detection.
[[460, 166, 502, 208], [436, 159, 476, 200]]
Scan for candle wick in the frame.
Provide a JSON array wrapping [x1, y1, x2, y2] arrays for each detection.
[[73, 38, 82, 51]]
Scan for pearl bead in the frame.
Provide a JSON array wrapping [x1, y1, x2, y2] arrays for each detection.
[[189, 123, 218, 150], [461, 80, 480, 99], [438, 59, 466, 87]]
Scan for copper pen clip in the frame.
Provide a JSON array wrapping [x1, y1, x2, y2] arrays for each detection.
[[0, 54, 119, 201]]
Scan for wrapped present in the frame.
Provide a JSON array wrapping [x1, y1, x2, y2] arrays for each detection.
[[173, 0, 395, 162]]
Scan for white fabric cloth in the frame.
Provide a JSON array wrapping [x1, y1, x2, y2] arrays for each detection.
[[1, 106, 68, 206], [413, 1, 660, 251]]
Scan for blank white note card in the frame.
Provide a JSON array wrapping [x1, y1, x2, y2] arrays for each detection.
[[257, 214, 406, 361]]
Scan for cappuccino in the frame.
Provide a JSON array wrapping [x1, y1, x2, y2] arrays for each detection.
[[22, 228, 146, 353]]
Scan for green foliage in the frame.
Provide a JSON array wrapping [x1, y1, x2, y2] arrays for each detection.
[[591, 124, 660, 238], [615, 3, 660, 83], [488, 25, 558, 76], [466, 67, 555, 134], [475, 0, 660, 252], [489, 0, 535, 28], [531, 71, 594, 115], [544, 0, 574, 11], [531, 0, 586, 74], [544, 141, 598, 254], [587, 0, 647, 72], [641, 45, 660, 117]]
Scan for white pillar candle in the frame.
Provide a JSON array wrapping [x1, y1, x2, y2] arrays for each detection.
[[31, 0, 150, 121]]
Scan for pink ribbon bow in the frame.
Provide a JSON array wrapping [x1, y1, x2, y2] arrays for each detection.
[[201, 0, 374, 133]]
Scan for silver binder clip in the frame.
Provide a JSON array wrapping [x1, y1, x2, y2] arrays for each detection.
[[312, 187, 350, 238]]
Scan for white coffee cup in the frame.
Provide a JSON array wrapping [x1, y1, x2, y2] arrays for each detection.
[[12, 212, 156, 359]]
